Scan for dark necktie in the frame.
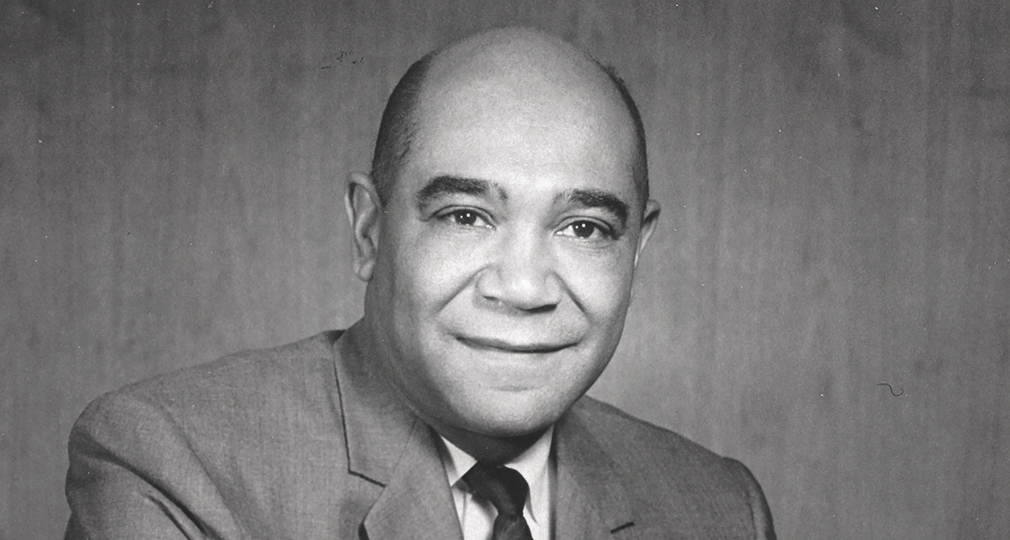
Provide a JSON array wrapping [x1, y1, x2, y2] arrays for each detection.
[[462, 463, 535, 540]]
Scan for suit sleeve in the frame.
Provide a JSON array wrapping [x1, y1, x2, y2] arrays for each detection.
[[724, 458, 776, 540], [64, 392, 239, 540]]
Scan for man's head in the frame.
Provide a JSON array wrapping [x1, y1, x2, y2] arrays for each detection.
[[369, 31, 651, 213], [345, 27, 660, 460]]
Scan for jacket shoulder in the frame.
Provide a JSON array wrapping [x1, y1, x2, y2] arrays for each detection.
[[65, 331, 363, 539], [73, 330, 346, 464], [119, 329, 342, 398], [571, 396, 728, 469], [569, 396, 776, 539]]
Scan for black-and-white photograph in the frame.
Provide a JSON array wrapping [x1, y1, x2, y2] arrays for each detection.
[[2, 1, 1008, 539]]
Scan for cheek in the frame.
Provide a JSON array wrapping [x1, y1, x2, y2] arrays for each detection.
[[556, 248, 636, 324], [382, 229, 487, 375], [392, 236, 482, 311]]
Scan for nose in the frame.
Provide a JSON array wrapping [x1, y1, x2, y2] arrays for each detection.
[[476, 227, 561, 313]]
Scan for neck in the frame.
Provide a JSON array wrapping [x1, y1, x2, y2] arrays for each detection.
[[432, 422, 548, 465]]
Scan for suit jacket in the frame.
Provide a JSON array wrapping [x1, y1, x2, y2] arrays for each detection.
[[65, 329, 775, 539]]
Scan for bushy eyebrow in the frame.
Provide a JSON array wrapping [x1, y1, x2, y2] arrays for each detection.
[[557, 188, 630, 228], [415, 175, 506, 207]]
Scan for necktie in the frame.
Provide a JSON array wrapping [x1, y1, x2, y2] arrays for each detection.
[[462, 463, 535, 540]]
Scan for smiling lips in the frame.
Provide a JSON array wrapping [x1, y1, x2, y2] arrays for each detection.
[[456, 335, 573, 354]]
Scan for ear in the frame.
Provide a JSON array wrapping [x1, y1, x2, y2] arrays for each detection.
[[633, 199, 661, 268], [344, 172, 383, 281]]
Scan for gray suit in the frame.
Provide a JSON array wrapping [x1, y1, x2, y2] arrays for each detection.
[[65, 329, 775, 539]]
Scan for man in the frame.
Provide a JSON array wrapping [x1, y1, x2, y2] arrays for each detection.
[[65, 27, 775, 539]]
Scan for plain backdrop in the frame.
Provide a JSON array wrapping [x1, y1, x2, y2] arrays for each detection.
[[2, 1, 1008, 538]]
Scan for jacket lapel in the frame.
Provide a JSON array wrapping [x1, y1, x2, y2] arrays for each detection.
[[362, 421, 465, 540], [334, 327, 463, 540], [553, 402, 637, 540]]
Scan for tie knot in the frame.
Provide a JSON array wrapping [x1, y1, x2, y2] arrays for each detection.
[[462, 463, 529, 518]]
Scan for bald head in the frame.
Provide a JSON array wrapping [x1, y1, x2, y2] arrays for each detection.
[[369, 27, 648, 210]]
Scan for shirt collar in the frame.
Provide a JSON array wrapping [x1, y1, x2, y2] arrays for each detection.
[[439, 426, 554, 525]]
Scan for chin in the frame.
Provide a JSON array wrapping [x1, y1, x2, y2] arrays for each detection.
[[458, 392, 572, 438]]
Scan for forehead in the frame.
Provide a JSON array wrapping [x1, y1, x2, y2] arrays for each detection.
[[403, 57, 638, 200]]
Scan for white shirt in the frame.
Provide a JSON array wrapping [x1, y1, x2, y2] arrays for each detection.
[[437, 427, 554, 540]]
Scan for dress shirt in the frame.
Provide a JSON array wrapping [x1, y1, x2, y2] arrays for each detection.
[[438, 427, 554, 540]]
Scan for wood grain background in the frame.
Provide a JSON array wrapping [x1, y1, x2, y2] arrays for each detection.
[[2, 1, 1008, 538]]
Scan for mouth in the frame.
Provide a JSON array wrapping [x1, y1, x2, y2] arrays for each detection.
[[456, 336, 573, 354]]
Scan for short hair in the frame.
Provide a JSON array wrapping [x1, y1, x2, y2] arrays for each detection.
[[369, 53, 650, 211]]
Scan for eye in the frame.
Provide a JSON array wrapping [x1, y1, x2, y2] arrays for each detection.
[[437, 208, 492, 228], [557, 220, 612, 240]]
